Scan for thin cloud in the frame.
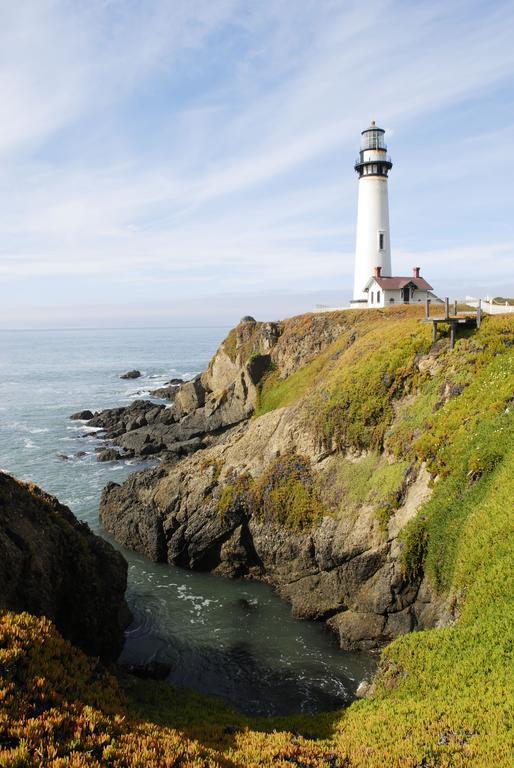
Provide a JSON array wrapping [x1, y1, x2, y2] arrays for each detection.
[[0, 0, 513, 326]]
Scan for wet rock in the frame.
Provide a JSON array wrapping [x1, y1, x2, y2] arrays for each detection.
[[97, 448, 122, 462], [120, 370, 141, 379], [150, 385, 178, 400], [70, 409, 94, 420], [150, 379, 184, 399], [87, 401, 165, 439]]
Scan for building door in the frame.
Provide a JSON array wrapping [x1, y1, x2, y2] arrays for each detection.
[[402, 285, 410, 303]]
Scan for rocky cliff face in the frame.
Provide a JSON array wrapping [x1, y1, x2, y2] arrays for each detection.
[[0, 471, 129, 662], [76, 314, 352, 461], [97, 310, 453, 650]]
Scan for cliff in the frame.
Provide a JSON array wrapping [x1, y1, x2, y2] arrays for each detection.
[[97, 306, 513, 651], [0, 471, 129, 662], [2, 307, 512, 767]]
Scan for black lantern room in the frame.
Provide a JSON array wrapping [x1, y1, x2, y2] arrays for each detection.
[[354, 121, 393, 178]]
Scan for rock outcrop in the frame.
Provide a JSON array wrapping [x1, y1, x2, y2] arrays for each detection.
[[100, 410, 445, 650], [0, 471, 129, 662], [96, 309, 451, 650], [120, 369, 141, 379], [76, 321, 279, 460], [75, 314, 349, 461]]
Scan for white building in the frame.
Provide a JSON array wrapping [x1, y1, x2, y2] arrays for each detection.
[[351, 121, 438, 308], [364, 266, 439, 308], [352, 121, 392, 305]]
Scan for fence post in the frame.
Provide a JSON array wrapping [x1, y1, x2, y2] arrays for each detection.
[[450, 322, 455, 349], [425, 298, 431, 318], [477, 299, 481, 329], [445, 297, 449, 320], [454, 299, 458, 316]]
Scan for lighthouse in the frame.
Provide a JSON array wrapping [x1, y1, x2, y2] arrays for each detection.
[[351, 121, 393, 304]]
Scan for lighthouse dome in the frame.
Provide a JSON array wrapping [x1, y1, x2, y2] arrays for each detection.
[[361, 120, 385, 133], [360, 121, 387, 151]]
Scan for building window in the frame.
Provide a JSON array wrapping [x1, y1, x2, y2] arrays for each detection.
[[371, 291, 374, 304], [379, 232, 384, 250], [377, 290, 381, 304]]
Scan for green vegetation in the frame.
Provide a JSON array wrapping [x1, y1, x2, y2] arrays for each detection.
[[331, 450, 513, 767], [250, 452, 328, 531], [318, 452, 409, 530], [367, 457, 410, 530], [2, 309, 513, 766], [217, 473, 251, 520], [217, 453, 327, 531], [258, 308, 433, 455]]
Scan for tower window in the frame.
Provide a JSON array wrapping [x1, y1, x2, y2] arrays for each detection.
[[379, 233, 384, 250]]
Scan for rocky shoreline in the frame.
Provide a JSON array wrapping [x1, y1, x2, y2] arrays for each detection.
[[74, 311, 452, 651]]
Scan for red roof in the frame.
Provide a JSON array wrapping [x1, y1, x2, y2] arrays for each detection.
[[365, 276, 433, 291]]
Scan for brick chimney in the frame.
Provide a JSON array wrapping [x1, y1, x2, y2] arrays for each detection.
[[413, 266, 420, 278], [374, 266, 382, 278]]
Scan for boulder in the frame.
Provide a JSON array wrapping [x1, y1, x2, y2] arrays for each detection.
[[150, 385, 179, 400], [70, 410, 94, 421], [97, 448, 122, 462], [120, 370, 141, 380], [174, 377, 206, 417]]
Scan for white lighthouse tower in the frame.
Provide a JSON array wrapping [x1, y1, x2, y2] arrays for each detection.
[[351, 121, 393, 304]]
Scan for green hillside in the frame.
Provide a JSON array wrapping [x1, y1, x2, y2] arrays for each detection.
[[1, 308, 512, 767]]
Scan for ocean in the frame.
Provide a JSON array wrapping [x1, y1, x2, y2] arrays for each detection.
[[0, 326, 374, 715]]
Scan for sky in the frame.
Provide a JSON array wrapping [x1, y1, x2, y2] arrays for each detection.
[[1, 0, 513, 328]]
